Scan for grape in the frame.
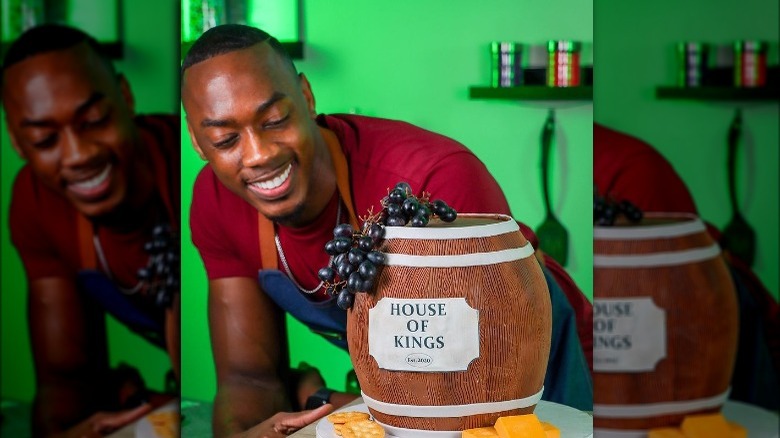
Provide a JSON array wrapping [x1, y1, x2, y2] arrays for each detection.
[[137, 267, 151, 280], [626, 206, 643, 223], [358, 260, 377, 280], [386, 203, 402, 218], [402, 198, 420, 217], [367, 251, 386, 265], [439, 208, 457, 222], [386, 216, 406, 226], [388, 188, 406, 204], [144, 241, 154, 252], [431, 199, 449, 216], [394, 181, 412, 195], [361, 277, 374, 292], [333, 253, 347, 268], [337, 289, 354, 310], [326, 285, 338, 297], [368, 223, 385, 243], [417, 204, 431, 219], [337, 260, 355, 278], [318, 267, 335, 282], [348, 248, 366, 266], [411, 215, 428, 227], [333, 237, 352, 254], [357, 235, 373, 252], [333, 223, 354, 238], [347, 272, 363, 292], [324, 240, 340, 255]]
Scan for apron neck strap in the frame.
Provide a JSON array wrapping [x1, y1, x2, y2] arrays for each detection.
[[77, 137, 175, 270], [257, 127, 359, 271]]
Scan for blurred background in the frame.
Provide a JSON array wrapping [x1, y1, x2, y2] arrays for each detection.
[[594, 0, 778, 301], [180, 0, 594, 403], [1, 0, 179, 407]]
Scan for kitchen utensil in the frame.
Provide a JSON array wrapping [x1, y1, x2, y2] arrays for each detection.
[[720, 109, 756, 266], [536, 110, 569, 265]]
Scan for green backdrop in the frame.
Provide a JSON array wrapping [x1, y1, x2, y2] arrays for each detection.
[[180, 0, 594, 402], [594, 0, 779, 299], [0, 0, 179, 402]]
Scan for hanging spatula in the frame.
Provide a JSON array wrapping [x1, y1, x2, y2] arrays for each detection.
[[536, 109, 569, 266], [719, 109, 756, 266]]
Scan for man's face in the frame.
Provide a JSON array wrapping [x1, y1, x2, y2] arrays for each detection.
[[182, 43, 328, 225], [2, 43, 139, 219]]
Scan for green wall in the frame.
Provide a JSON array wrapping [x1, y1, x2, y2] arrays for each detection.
[[1, 0, 179, 401], [594, 0, 779, 299], [180, 0, 594, 401]]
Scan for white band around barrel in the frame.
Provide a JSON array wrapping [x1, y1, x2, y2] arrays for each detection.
[[361, 386, 544, 418], [594, 213, 704, 240], [373, 419, 462, 438], [593, 388, 730, 418], [382, 214, 518, 240], [384, 243, 535, 267], [593, 243, 721, 268]]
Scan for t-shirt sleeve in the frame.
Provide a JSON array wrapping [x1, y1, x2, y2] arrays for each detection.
[[190, 168, 257, 280], [421, 150, 512, 215], [9, 169, 71, 280], [420, 150, 540, 247], [607, 151, 698, 214]]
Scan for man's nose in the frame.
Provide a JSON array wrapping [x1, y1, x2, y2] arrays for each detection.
[[60, 128, 98, 167], [241, 130, 278, 168]]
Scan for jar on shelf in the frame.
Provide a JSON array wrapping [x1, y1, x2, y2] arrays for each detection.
[[734, 40, 768, 87], [547, 40, 581, 87], [490, 42, 523, 87], [677, 42, 709, 87]]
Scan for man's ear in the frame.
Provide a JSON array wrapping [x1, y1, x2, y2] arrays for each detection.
[[118, 74, 136, 116], [299, 73, 317, 119], [186, 120, 207, 161]]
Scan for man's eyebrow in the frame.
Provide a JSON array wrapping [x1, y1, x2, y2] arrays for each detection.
[[199, 91, 287, 129], [20, 92, 107, 128], [74, 92, 107, 115]]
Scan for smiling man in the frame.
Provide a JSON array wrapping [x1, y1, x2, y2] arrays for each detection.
[[182, 24, 592, 437], [1, 25, 179, 436]]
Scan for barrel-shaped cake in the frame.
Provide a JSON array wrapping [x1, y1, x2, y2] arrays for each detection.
[[593, 213, 738, 434], [347, 214, 552, 437]]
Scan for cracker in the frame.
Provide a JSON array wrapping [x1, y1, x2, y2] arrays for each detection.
[[334, 423, 345, 436], [146, 411, 179, 438], [327, 411, 370, 424], [344, 419, 385, 438]]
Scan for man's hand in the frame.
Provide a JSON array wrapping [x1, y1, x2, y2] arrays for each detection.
[[51, 403, 153, 438], [237, 404, 334, 438]]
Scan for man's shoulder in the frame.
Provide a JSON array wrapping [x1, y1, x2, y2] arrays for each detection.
[[10, 165, 71, 215]]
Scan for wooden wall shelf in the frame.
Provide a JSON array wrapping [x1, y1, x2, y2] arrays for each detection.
[[655, 86, 779, 101], [469, 86, 593, 101]]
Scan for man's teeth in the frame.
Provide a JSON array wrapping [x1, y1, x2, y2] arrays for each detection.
[[71, 165, 111, 189], [254, 164, 292, 190]]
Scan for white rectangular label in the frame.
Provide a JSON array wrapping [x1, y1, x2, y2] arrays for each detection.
[[593, 297, 666, 372], [368, 298, 480, 372]]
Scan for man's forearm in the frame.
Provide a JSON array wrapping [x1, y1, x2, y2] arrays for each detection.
[[212, 381, 291, 437]]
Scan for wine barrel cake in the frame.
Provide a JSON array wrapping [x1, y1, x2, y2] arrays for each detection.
[[593, 213, 738, 434], [347, 213, 552, 437]]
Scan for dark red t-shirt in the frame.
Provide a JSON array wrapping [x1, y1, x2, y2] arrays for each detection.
[[594, 123, 698, 214], [10, 115, 180, 288]]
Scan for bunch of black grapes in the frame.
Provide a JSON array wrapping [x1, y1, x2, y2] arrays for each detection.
[[594, 187, 643, 226], [137, 223, 179, 309], [321, 182, 458, 310]]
